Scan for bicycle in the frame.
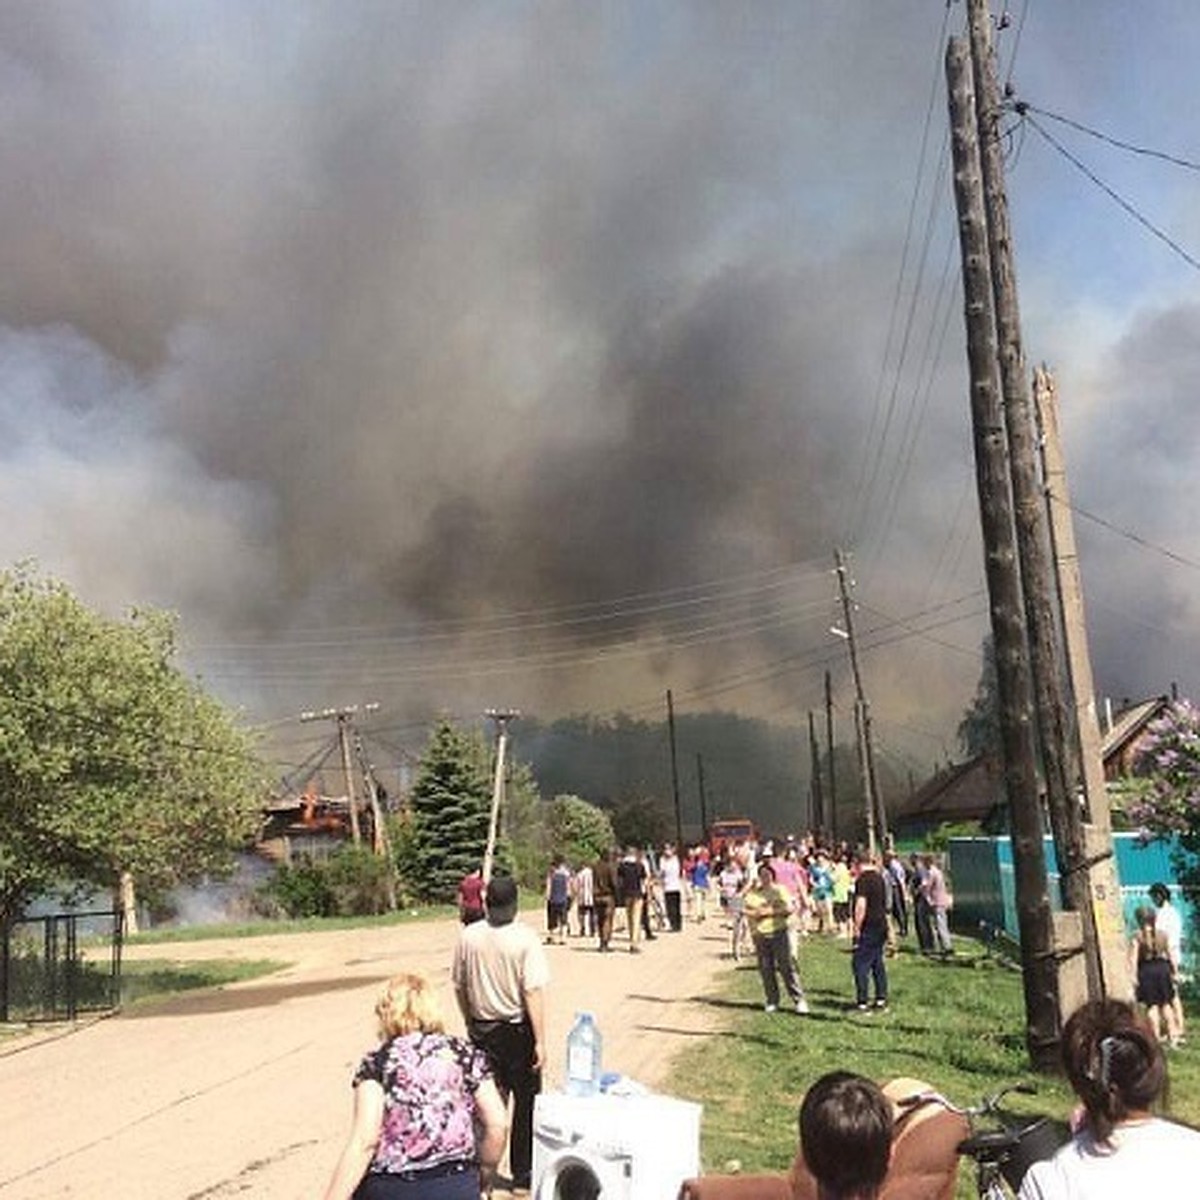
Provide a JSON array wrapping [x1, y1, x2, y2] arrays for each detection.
[[895, 1082, 1067, 1198]]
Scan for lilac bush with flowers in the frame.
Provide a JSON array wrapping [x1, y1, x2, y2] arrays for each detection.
[[1128, 699, 1200, 844]]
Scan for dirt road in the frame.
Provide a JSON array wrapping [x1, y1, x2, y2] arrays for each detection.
[[0, 913, 740, 1198]]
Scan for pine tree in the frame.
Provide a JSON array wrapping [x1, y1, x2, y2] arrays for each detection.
[[407, 720, 494, 902]]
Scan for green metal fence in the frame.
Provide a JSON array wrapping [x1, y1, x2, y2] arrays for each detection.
[[947, 832, 1196, 972]]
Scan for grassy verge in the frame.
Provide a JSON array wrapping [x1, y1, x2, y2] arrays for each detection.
[[0, 957, 286, 1040], [122, 903, 458, 945], [118, 957, 286, 1006], [666, 932, 1200, 1197]]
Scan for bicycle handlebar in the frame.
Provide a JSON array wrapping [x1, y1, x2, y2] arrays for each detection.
[[894, 1081, 1037, 1120]]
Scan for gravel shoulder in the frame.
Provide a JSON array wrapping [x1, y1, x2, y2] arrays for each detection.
[[0, 912, 739, 1198]]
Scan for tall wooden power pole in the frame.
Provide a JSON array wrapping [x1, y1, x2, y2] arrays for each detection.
[[300, 703, 381, 847], [834, 550, 885, 854], [1035, 366, 1132, 998], [947, 31, 1061, 1066], [808, 710, 824, 833], [696, 753, 709, 839], [966, 0, 1104, 1004], [824, 670, 837, 840], [666, 689, 683, 849], [482, 709, 519, 883]]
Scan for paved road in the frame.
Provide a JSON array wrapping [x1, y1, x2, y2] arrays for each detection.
[[0, 913, 737, 1198]]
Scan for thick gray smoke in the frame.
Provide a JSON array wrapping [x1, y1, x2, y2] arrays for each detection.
[[0, 3, 1196, 764]]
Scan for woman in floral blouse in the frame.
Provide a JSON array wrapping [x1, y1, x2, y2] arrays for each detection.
[[323, 972, 507, 1200]]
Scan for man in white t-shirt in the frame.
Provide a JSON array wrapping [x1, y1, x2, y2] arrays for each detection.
[[1150, 881, 1187, 1043], [659, 843, 684, 931], [452, 876, 549, 1192]]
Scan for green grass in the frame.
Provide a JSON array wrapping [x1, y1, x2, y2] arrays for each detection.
[[121, 903, 458, 945], [118, 957, 286, 1006], [0, 956, 286, 1035], [665, 933, 1200, 1197]]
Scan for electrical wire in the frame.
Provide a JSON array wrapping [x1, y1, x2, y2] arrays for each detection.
[[1002, 0, 1032, 93], [1062, 496, 1200, 572], [1020, 111, 1200, 274], [188, 556, 831, 652], [844, 1, 955, 548], [1016, 101, 1200, 174]]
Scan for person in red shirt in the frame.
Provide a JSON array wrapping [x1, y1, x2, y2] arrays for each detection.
[[457, 868, 485, 925]]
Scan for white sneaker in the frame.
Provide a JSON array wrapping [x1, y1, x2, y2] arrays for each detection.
[[796, 998, 811, 1014], [764, 1003, 778, 1013]]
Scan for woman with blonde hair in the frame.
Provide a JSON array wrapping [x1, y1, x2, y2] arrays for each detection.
[[323, 972, 507, 1200]]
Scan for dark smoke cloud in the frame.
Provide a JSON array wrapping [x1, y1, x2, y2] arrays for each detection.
[[0, 2, 1196, 765]]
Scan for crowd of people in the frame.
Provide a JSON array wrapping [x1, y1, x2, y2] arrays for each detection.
[[320, 841, 1195, 1199], [509, 832, 960, 1019]]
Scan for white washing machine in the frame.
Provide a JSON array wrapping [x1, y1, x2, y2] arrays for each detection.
[[532, 1091, 702, 1200]]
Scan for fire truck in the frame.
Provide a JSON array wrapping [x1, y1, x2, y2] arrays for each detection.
[[706, 817, 759, 860]]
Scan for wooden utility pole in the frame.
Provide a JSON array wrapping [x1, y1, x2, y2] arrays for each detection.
[[352, 728, 390, 858], [824, 670, 837, 840], [834, 550, 884, 854], [300, 703, 381, 846], [808, 710, 824, 833], [696, 753, 709, 839], [337, 715, 361, 844], [966, 0, 1103, 1005], [666, 690, 683, 849], [353, 728, 396, 909], [482, 709, 519, 883], [1035, 366, 1133, 998], [852, 699, 876, 854], [947, 31, 1061, 1066]]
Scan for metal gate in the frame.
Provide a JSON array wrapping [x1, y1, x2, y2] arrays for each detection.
[[1, 910, 123, 1023]]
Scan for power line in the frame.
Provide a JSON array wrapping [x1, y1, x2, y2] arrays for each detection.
[[188, 557, 831, 652], [1015, 101, 1200, 173], [845, 1, 954, 547], [1001, 0, 1033, 92], [1019, 110, 1200, 274], [1064, 496, 1200, 572]]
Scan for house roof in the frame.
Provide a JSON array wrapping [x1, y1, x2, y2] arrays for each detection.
[[1099, 696, 1169, 764], [894, 696, 1176, 827], [892, 753, 1004, 826]]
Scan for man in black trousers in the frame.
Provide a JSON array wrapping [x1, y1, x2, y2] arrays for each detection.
[[452, 876, 549, 1192]]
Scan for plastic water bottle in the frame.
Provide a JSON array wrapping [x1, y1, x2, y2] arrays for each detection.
[[565, 1011, 602, 1096]]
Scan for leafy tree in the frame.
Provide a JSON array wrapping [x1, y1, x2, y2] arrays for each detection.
[[957, 636, 999, 758], [1128, 700, 1200, 840], [404, 719, 494, 902], [546, 794, 615, 864], [499, 759, 546, 888], [1127, 699, 1200, 947], [610, 795, 671, 848], [256, 856, 335, 918], [0, 568, 265, 923], [519, 710, 809, 836]]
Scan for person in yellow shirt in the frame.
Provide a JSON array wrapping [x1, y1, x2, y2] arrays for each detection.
[[743, 861, 810, 1014], [832, 856, 853, 939]]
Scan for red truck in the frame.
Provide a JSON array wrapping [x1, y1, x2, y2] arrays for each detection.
[[707, 817, 758, 861]]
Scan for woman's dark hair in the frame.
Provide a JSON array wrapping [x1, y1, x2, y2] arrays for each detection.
[[1061, 999, 1167, 1142], [799, 1072, 893, 1199]]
